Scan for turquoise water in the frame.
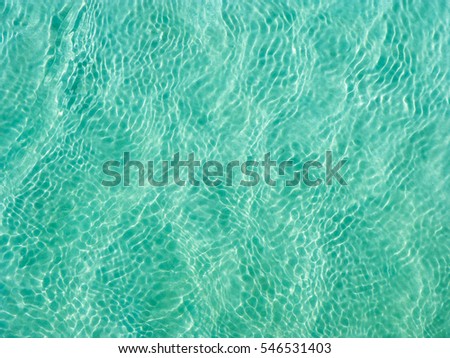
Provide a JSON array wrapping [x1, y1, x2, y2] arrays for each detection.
[[0, 0, 449, 337]]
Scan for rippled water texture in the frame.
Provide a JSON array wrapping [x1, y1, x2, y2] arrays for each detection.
[[0, 0, 449, 337]]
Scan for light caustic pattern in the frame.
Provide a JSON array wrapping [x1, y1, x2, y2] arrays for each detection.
[[0, 0, 449, 337]]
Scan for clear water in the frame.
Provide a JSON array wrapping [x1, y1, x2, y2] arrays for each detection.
[[0, 0, 449, 337]]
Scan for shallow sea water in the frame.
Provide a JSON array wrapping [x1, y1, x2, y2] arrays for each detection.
[[0, 0, 449, 337]]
